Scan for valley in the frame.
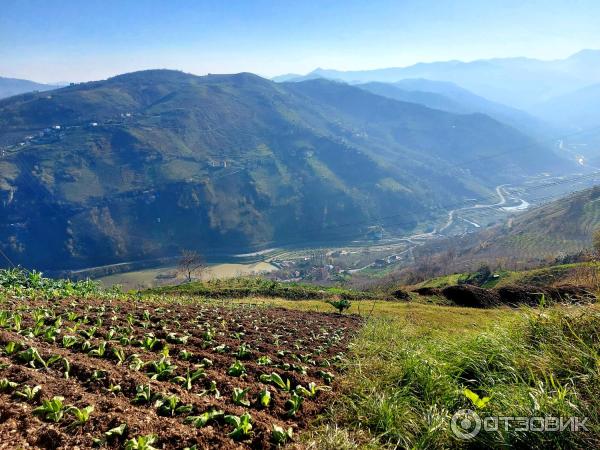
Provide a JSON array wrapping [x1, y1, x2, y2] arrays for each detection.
[[91, 164, 600, 289]]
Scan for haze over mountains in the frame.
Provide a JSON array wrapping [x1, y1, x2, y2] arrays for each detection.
[[274, 50, 600, 104], [275, 50, 600, 133], [0, 69, 568, 270], [0, 76, 61, 100], [356, 80, 550, 137]]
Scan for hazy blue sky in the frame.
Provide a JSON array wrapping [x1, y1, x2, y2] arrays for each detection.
[[1, 0, 600, 83]]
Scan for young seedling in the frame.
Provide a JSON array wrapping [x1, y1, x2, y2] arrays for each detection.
[[132, 384, 152, 404], [206, 380, 221, 399], [259, 373, 291, 391], [154, 394, 192, 417], [18, 347, 46, 368], [124, 434, 158, 450], [317, 370, 335, 384], [166, 332, 189, 344], [61, 335, 79, 348], [178, 349, 193, 360], [127, 354, 145, 371], [225, 413, 253, 441], [145, 357, 176, 380], [33, 396, 66, 422], [4, 341, 20, 355], [140, 335, 160, 351], [231, 387, 251, 406], [227, 360, 246, 377], [258, 388, 271, 407], [271, 424, 293, 445], [61, 357, 71, 379], [185, 408, 224, 428], [235, 343, 252, 359], [112, 347, 126, 365], [173, 367, 205, 390], [0, 378, 18, 392], [79, 326, 98, 339], [285, 392, 303, 416], [256, 355, 272, 366], [66, 405, 94, 429], [295, 381, 330, 398], [202, 327, 215, 342], [89, 341, 107, 357], [107, 383, 122, 394]]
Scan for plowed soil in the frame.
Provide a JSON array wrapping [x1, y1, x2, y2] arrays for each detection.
[[0, 297, 361, 449]]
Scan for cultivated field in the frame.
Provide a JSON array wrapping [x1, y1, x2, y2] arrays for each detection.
[[0, 296, 359, 449]]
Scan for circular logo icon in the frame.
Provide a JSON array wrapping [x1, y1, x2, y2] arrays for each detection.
[[451, 409, 482, 440]]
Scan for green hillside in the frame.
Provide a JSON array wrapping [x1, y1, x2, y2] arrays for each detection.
[[0, 70, 566, 270], [408, 186, 600, 274]]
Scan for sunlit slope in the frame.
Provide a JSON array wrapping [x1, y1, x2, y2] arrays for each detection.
[[0, 70, 566, 269]]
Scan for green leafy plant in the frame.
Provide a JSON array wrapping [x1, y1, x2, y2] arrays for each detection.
[[127, 354, 145, 371], [256, 355, 272, 365], [285, 392, 303, 416], [14, 384, 41, 401], [62, 335, 79, 348], [132, 384, 152, 404], [112, 347, 126, 365], [231, 387, 251, 406], [258, 388, 271, 407], [33, 396, 66, 422], [259, 373, 291, 391], [185, 408, 224, 428], [107, 383, 122, 394], [155, 394, 193, 417], [235, 343, 252, 359], [140, 334, 160, 351], [145, 357, 176, 380], [271, 424, 293, 445], [317, 370, 335, 384], [79, 326, 98, 339], [227, 360, 246, 377], [124, 434, 158, 450], [173, 367, 205, 390], [225, 412, 253, 440], [66, 405, 94, 429], [166, 332, 189, 344], [179, 349, 193, 360], [18, 347, 46, 368], [295, 382, 330, 398], [0, 378, 18, 392], [89, 341, 107, 357], [4, 341, 20, 355]]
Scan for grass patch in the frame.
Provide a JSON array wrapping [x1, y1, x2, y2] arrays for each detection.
[[305, 304, 600, 449], [149, 276, 379, 301]]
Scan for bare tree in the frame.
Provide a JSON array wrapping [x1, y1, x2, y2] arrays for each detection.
[[178, 250, 205, 282]]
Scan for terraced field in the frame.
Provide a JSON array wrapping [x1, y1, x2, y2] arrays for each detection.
[[0, 297, 360, 449]]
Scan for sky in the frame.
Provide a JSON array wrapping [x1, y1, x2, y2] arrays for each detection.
[[1, 0, 600, 84]]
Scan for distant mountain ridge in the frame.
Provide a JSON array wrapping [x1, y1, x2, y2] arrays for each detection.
[[276, 50, 600, 109], [357, 79, 551, 137], [0, 70, 568, 270], [0, 76, 61, 99]]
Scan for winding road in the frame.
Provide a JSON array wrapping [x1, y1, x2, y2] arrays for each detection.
[[439, 184, 526, 233]]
